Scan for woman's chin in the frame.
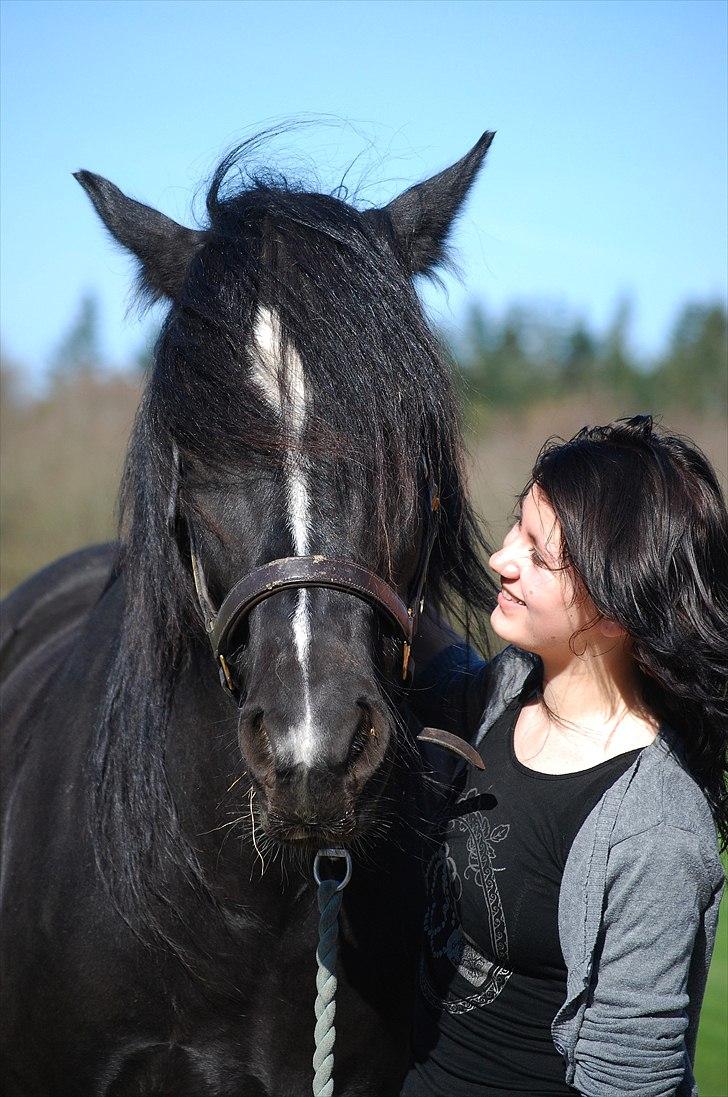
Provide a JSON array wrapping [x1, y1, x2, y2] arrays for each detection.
[[490, 603, 521, 643]]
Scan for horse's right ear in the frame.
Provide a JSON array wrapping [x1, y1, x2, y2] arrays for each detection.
[[367, 131, 495, 277], [74, 171, 206, 303]]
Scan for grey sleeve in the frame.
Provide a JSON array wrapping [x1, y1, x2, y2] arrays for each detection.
[[572, 824, 721, 1097]]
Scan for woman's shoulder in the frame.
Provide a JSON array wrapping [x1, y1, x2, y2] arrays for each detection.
[[619, 730, 713, 822], [560, 738, 724, 961], [597, 732, 724, 884], [417, 642, 539, 744], [472, 645, 540, 740]]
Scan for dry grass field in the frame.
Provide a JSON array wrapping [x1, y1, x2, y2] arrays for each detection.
[[0, 370, 139, 594], [1, 370, 726, 1091]]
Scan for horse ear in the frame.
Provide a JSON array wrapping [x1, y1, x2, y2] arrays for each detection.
[[371, 131, 495, 276], [74, 171, 206, 303]]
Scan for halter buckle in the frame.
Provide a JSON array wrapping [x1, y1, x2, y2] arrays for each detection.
[[402, 641, 412, 681], [218, 654, 235, 696]]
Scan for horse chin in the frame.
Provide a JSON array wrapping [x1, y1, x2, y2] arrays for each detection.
[[247, 730, 398, 850], [255, 785, 387, 850], [261, 810, 354, 846], [272, 827, 353, 852]]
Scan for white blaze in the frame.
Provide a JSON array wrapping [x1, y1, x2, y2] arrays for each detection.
[[251, 308, 316, 765]]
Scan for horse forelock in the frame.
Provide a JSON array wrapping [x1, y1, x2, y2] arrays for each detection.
[[153, 184, 443, 574]]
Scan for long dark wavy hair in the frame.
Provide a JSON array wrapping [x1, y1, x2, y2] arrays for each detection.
[[523, 415, 728, 848]]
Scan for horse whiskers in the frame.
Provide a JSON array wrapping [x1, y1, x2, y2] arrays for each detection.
[[249, 787, 266, 876], [225, 773, 247, 794], [212, 779, 428, 880], [215, 813, 248, 871], [197, 816, 249, 836], [348, 834, 380, 870], [418, 767, 452, 791]]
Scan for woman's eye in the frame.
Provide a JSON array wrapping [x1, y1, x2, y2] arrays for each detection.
[[530, 549, 546, 567]]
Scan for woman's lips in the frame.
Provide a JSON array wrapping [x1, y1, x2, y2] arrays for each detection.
[[497, 588, 526, 609]]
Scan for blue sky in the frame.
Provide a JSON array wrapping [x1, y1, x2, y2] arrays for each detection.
[[1, 0, 726, 380]]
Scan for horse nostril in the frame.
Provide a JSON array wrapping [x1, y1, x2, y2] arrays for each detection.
[[238, 706, 276, 785], [347, 702, 377, 768]]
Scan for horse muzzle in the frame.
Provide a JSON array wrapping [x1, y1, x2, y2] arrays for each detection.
[[238, 694, 393, 845]]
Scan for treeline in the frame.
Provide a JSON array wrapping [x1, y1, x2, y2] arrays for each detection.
[[47, 293, 156, 386], [2, 293, 726, 596], [452, 299, 727, 414], [18, 292, 728, 417]]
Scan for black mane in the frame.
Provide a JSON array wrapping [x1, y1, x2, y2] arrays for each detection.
[[90, 141, 497, 975]]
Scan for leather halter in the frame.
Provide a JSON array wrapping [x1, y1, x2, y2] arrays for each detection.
[[171, 445, 439, 699], [208, 556, 414, 666], [170, 447, 484, 771]]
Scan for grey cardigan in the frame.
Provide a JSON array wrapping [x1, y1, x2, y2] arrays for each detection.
[[425, 644, 725, 1097]]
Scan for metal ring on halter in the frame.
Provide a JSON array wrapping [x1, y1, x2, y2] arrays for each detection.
[[313, 849, 352, 892]]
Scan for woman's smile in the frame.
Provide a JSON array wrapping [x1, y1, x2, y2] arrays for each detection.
[[497, 587, 526, 608]]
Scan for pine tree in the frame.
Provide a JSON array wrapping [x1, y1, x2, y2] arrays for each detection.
[[50, 294, 103, 382]]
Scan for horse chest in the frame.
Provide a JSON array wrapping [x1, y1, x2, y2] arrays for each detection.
[[104, 920, 399, 1096], [86, 966, 399, 1097]]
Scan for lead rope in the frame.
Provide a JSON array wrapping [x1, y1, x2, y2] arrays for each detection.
[[312, 849, 352, 1097]]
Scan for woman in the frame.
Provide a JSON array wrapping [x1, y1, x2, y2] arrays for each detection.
[[403, 415, 727, 1097]]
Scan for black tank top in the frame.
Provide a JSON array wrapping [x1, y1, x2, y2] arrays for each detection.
[[403, 695, 643, 1097]]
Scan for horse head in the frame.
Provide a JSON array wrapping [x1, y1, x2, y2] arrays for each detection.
[[77, 133, 496, 861]]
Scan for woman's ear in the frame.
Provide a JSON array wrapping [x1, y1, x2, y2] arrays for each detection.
[[598, 617, 625, 639]]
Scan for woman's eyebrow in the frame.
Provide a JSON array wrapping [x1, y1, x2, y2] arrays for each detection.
[[516, 509, 536, 541], [518, 509, 557, 560]]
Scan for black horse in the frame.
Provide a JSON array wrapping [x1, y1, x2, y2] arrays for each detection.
[[0, 132, 496, 1096]]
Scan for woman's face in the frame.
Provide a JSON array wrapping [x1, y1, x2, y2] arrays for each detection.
[[489, 485, 597, 657]]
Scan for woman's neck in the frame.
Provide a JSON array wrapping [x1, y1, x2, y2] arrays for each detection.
[[513, 642, 658, 772], [538, 641, 655, 744]]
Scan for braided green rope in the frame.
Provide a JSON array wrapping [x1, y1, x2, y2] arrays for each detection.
[[312, 850, 351, 1097], [313, 879, 343, 1097]]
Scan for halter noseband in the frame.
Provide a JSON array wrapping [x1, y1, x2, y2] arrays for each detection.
[[171, 446, 439, 701]]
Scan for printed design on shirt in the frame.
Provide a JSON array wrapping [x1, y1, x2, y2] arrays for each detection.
[[420, 786, 513, 1014]]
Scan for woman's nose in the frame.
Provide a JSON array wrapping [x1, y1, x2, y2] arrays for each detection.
[[489, 545, 520, 577]]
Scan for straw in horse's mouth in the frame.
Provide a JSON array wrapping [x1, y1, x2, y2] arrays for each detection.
[[285, 824, 324, 842], [266, 813, 356, 848]]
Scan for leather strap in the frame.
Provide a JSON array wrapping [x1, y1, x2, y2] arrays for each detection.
[[209, 554, 414, 661], [417, 727, 485, 770], [174, 446, 440, 695]]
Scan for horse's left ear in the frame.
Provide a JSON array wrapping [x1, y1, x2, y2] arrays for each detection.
[[74, 171, 206, 303], [368, 131, 495, 276]]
